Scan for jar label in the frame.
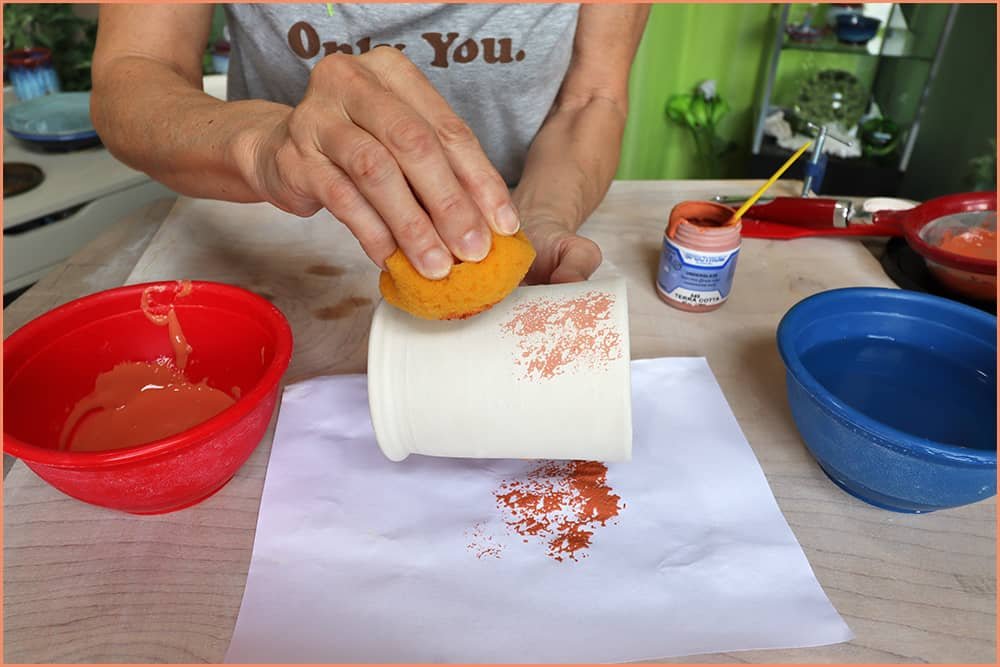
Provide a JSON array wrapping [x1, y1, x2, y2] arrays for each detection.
[[656, 237, 740, 307]]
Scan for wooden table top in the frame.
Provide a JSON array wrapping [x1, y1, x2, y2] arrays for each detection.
[[3, 181, 995, 663]]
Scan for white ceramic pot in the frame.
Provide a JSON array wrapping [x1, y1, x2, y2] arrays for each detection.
[[367, 277, 632, 462]]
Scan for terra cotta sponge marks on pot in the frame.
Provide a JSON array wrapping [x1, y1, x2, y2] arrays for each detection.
[[367, 277, 632, 462], [500, 291, 623, 381]]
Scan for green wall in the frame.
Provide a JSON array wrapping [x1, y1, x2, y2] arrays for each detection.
[[617, 3, 775, 180], [616, 3, 882, 180], [617, 2, 994, 192]]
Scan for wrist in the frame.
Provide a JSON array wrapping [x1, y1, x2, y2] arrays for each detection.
[[518, 210, 575, 241], [228, 102, 293, 200], [513, 187, 584, 236]]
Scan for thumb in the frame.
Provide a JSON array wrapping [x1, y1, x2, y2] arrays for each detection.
[[548, 238, 602, 284]]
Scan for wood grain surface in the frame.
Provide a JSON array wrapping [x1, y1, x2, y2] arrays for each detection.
[[3, 181, 995, 664]]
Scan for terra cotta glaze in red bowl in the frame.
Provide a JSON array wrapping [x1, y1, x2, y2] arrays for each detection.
[[3, 281, 293, 514]]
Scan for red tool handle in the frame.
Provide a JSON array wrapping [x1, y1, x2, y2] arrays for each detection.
[[741, 197, 906, 239], [743, 197, 843, 228], [870, 208, 911, 232]]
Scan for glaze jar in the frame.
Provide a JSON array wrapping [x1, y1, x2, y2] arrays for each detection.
[[367, 278, 632, 462], [656, 201, 741, 312]]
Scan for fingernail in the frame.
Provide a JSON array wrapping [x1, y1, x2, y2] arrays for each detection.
[[419, 247, 452, 279], [495, 203, 520, 235], [457, 228, 490, 261]]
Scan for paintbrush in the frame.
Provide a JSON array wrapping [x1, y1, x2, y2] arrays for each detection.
[[728, 140, 814, 225]]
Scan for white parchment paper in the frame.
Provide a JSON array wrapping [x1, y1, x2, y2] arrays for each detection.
[[226, 357, 852, 663]]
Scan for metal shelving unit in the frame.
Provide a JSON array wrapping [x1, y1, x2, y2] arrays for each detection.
[[749, 3, 958, 195]]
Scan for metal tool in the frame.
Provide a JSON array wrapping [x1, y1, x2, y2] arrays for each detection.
[[800, 122, 853, 196]]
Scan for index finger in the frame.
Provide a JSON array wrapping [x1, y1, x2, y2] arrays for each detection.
[[367, 48, 521, 237], [339, 86, 494, 264]]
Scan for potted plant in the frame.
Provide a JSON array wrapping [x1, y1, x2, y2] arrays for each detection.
[[3, 3, 98, 92], [665, 80, 737, 178]]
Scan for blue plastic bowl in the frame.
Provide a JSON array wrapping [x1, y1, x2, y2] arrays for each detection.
[[836, 14, 882, 45], [777, 288, 996, 513]]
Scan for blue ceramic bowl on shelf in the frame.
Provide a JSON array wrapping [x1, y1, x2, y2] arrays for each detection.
[[836, 14, 882, 45], [777, 288, 996, 513]]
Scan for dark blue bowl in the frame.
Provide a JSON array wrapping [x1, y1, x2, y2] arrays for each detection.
[[777, 288, 996, 513], [836, 14, 882, 45]]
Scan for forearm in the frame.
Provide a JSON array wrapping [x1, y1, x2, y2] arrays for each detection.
[[90, 56, 288, 202], [512, 3, 646, 234], [512, 96, 627, 231]]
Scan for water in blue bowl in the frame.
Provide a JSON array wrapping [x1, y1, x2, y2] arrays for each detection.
[[802, 336, 996, 452]]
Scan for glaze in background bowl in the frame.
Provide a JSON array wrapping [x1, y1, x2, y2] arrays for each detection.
[[777, 288, 996, 513]]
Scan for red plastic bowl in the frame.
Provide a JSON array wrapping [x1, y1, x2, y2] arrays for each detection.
[[3, 281, 293, 514]]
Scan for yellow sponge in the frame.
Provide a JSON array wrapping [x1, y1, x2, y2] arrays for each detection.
[[379, 230, 536, 320]]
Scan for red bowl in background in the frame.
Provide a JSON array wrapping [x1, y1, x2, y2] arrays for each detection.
[[3, 281, 293, 514], [925, 260, 996, 301]]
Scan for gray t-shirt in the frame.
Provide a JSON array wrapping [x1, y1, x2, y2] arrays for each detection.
[[223, 3, 580, 185]]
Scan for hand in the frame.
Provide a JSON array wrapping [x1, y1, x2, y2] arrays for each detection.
[[239, 47, 520, 279], [522, 219, 603, 285]]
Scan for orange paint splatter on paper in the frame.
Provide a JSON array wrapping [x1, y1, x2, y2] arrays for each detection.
[[466, 461, 624, 562], [497, 461, 623, 562], [500, 292, 622, 381], [465, 522, 505, 559]]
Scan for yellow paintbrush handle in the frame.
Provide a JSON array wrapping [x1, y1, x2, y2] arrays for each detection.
[[729, 140, 814, 224]]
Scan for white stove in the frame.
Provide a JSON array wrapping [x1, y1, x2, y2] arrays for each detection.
[[2, 75, 227, 296]]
